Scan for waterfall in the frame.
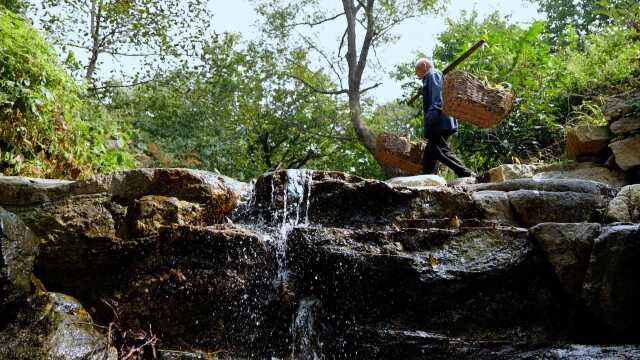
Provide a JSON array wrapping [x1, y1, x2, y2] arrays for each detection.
[[237, 169, 318, 359], [290, 297, 323, 360], [242, 169, 314, 287]]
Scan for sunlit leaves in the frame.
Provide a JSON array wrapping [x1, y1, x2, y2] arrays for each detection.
[[38, 0, 210, 81], [0, 9, 137, 178]]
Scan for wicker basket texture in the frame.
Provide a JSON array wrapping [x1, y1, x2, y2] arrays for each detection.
[[375, 133, 425, 175], [443, 70, 515, 128]]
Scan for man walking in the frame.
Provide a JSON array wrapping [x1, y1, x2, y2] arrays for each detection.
[[415, 58, 474, 178]]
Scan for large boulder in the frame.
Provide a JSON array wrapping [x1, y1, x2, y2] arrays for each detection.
[[0, 207, 39, 324], [0, 176, 79, 206], [604, 90, 640, 122], [467, 178, 616, 197], [533, 164, 627, 188], [116, 224, 288, 357], [565, 126, 611, 161], [482, 163, 627, 188], [13, 193, 131, 306], [607, 184, 640, 223], [508, 190, 607, 227], [287, 225, 565, 344], [582, 224, 640, 342], [610, 115, 640, 135], [0, 291, 116, 360], [335, 328, 640, 360], [0, 169, 239, 318], [126, 195, 207, 237], [609, 135, 640, 171], [471, 191, 515, 224], [512, 344, 640, 360], [530, 223, 600, 297], [1, 168, 239, 222], [249, 170, 480, 228]]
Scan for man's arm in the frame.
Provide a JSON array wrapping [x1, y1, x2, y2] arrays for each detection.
[[426, 71, 444, 113], [423, 71, 442, 133]]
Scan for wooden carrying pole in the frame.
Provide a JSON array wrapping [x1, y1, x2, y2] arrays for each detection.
[[406, 39, 486, 106]]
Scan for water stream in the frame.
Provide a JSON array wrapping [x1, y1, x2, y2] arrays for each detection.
[[237, 169, 321, 359], [290, 297, 324, 360]]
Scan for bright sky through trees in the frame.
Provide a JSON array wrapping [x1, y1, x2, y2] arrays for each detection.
[[208, 0, 541, 102]]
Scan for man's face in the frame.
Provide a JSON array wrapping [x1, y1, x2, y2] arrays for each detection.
[[415, 62, 429, 79]]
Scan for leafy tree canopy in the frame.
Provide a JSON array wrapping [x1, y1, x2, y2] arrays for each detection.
[[0, 8, 136, 178]]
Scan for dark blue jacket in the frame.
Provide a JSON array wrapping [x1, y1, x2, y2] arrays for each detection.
[[422, 68, 458, 134]]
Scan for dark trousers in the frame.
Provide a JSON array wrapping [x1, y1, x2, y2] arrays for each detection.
[[422, 130, 473, 177]]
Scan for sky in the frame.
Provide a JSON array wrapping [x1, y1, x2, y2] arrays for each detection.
[[72, 0, 543, 103], [207, 0, 542, 103]]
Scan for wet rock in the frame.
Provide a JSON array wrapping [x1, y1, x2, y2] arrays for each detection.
[[471, 191, 515, 224], [508, 190, 607, 227], [127, 195, 206, 237], [158, 350, 226, 359], [512, 344, 640, 359], [92, 168, 238, 222], [117, 224, 286, 357], [607, 184, 640, 223], [0, 207, 39, 320], [0, 176, 74, 206], [0, 292, 116, 360], [609, 135, 640, 171], [12, 194, 131, 303], [387, 174, 447, 189], [582, 224, 640, 342], [251, 170, 480, 228], [529, 223, 600, 297], [334, 327, 516, 360], [468, 178, 616, 197], [565, 126, 611, 161], [610, 115, 640, 135], [287, 226, 565, 343]]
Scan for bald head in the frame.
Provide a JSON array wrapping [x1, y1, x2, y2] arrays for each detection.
[[415, 58, 433, 79]]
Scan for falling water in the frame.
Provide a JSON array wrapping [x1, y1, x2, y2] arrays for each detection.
[[290, 297, 323, 360], [250, 169, 314, 287], [237, 169, 319, 359]]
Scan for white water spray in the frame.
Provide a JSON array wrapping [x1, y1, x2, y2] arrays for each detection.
[[290, 297, 323, 360]]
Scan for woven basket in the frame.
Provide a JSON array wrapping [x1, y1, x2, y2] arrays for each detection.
[[443, 70, 515, 128], [375, 133, 426, 175]]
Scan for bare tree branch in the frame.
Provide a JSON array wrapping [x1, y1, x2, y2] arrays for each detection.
[[298, 33, 344, 87], [289, 12, 345, 28], [337, 28, 348, 58], [288, 74, 348, 95], [356, 0, 375, 83], [90, 78, 161, 91], [360, 82, 382, 94]]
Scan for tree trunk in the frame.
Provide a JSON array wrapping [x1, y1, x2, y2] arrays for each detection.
[[342, 0, 377, 156], [347, 91, 376, 154], [85, 0, 102, 80]]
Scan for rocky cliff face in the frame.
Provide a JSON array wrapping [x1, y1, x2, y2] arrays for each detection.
[[1, 167, 639, 359]]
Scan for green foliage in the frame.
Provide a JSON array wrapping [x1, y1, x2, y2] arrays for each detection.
[[560, 26, 640, 93], [0, 9, 137, 178], [38, 0, 210, 80], [110, 33, 380, 181], [393, 8, 640, 172], [0, 0, 28, 14], [528, 0, 639, 44]]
